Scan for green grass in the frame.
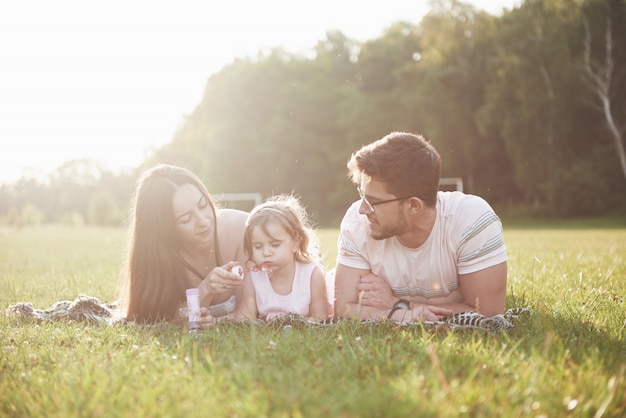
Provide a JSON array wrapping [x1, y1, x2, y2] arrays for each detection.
[[1, 224, 625, 417]]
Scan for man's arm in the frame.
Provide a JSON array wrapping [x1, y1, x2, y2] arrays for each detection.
[[334, 264, 391, 320], [335, 264, 453, 321], [357, 273, 398, 309], [354, 262, 507, 317], [429, 262, 507, 316], [454, 261, 507, 316]]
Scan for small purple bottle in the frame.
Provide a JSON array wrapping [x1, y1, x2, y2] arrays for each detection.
[[185, 288, 201, 329]]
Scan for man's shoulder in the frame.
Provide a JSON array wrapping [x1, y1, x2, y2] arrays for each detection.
[[340, 201, 364, 228], [437, 191, 493, 216]]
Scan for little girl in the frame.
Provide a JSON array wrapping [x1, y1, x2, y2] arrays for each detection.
[[235, 194, 332, 322]]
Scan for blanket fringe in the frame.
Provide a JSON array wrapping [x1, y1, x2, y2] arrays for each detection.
[[5, 294, 126, 325]]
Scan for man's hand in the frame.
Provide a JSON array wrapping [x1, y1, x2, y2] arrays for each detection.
[[390, 304, 454, 323], [410, 304, 454, 322], [358, 273, 397, 309]]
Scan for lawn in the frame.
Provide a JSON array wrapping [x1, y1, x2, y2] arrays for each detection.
[[1, 224, 625, 417]]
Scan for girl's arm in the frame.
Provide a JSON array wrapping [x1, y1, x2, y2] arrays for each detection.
[[307, 265, 329, 322], [234, 274, 258, 321]]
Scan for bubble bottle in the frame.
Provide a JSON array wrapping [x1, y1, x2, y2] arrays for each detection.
[[185, 288, 201, 330]]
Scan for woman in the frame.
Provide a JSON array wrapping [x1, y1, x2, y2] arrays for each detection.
[[117, 164, 248, 323]]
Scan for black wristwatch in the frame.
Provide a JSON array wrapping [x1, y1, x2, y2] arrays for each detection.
[[387, 299, 410, 319]]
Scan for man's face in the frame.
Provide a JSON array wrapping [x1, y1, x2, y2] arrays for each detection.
[[358, 178, 410, 240]]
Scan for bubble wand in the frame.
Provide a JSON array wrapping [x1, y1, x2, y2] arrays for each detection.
[[231, 262, 272, 279]]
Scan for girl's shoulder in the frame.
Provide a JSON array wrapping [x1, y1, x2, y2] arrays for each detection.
[[297, 259, 326, 275]]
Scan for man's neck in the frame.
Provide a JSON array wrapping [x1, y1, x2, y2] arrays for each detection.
[[396, 206, 437, 249]]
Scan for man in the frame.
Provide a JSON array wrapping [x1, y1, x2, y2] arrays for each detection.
[[334, 132, 507, 322]]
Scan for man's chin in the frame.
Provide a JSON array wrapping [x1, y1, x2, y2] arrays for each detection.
[[367, 221, 392, 240], [368, 229, 386, 241], [369, 225, 398, 241]]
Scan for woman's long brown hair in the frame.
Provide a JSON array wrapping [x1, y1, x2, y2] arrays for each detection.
[[117, 164, 220, 323]]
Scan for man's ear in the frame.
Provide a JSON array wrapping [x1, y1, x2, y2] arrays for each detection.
[[407, 197, 423, 213]]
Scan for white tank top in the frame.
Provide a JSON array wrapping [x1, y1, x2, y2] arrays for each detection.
[[251, 260, 321, 320]]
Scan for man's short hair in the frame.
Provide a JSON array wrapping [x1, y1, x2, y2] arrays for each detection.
[[347, 131, 441, 207]]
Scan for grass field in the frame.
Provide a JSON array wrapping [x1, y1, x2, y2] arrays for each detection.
[[1, 224, 625, 417]]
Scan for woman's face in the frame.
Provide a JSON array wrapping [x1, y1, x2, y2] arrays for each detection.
[[172, 183, 215, 248]]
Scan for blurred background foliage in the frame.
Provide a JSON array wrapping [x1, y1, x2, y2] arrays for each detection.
[[1, 0, 625, 227]]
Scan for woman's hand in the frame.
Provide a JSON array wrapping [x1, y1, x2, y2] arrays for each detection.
[[200, 261, 244, 295], [195, 307, 217, 327]]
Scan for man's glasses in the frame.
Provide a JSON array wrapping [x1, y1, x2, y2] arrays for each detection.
[[357, 187, 413, 212]]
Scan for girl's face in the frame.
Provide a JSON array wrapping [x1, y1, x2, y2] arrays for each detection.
[[249, 220, 300, 272], [172, 183, 215, 248]]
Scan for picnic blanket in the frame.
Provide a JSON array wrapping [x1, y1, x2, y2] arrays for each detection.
[[5, 294, 530, 332], [5, 294, 125, 325]]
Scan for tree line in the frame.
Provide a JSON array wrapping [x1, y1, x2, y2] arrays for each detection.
[[1, 0, 625, 227]]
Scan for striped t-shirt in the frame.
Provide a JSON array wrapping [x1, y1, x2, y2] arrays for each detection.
[[337, 191, 507, 305]]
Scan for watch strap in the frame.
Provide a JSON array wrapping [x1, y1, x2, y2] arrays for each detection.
[[387, 299, 410, 319]]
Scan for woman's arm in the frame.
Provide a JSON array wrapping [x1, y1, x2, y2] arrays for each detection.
[[198, 261, 243, 306], [199, 208, 247, 307]]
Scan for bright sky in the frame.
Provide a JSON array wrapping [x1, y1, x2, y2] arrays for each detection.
[[0, 0, 518, 185]]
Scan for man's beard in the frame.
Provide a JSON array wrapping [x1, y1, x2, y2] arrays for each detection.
[[370, 208, 409, 240]]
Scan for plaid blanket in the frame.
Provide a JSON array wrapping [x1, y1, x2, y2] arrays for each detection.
[[262, 308, 531, 332], [5, 294, 530, 332]]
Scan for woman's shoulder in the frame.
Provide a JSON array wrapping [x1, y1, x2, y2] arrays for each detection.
[[216, 208, 248, 227], [216, 208, 248, 261]]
